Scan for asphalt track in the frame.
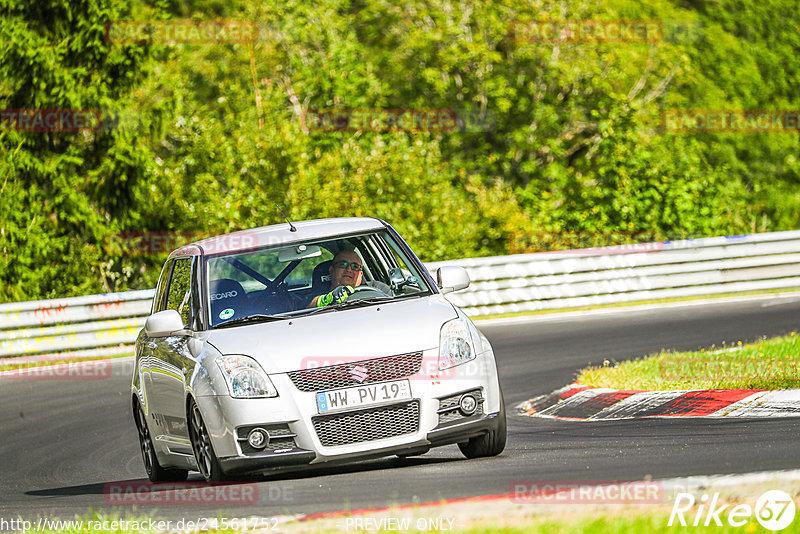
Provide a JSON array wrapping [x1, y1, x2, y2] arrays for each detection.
[[1, 294, 799, 523]]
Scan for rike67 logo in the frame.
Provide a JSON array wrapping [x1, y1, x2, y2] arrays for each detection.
[[669, 490, 796, 531]]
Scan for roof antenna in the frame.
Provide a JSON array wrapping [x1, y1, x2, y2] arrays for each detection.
[[275, 204, 297, 232]]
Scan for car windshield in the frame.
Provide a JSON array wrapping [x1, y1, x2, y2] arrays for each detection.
[[206, 230, 432, 328]]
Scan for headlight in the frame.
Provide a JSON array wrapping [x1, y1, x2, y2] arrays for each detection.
[[438, 318, 477, 370], [216, 355, 278, 398]]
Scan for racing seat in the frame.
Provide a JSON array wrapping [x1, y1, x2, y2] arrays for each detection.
[[209, 279, 249, 322], [311, 260, 333, 296]]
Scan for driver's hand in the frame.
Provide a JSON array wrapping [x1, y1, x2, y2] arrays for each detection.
[[317, 285, 355, 307]]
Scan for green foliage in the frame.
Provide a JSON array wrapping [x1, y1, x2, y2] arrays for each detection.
[[1, 0, 798, 301], [0, 0, 153, 300]]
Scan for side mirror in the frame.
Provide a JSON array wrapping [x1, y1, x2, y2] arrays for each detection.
[[436, 266, 470, 294], [145, 309, 185, 338]]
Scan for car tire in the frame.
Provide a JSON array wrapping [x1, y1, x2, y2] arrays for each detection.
[[188, 399, 227, 482], [458, 391, 507, 459], [134, 402, 189, 482]]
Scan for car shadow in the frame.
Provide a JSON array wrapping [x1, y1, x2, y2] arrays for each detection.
[[247, 454, 457, 483], [25, 455, 459, 497], [26, 479, 162, 497]]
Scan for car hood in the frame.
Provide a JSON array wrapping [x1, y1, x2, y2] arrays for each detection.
[[205, 295, 458, 374]]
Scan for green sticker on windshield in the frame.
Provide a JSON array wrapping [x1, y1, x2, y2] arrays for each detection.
[[219, 308, 234, 320]]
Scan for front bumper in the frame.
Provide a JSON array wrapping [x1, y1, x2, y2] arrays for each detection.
[[216, 410, 502, 475], [428, 411, 504, 447], [218, 449, 316, 475], [197, 349, 503, 475]]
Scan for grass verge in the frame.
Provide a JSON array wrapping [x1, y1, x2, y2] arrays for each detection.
[[578, 332, 800, 390], [23, 475, 800, 533]]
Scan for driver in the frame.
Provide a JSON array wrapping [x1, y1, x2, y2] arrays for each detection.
[[309, 249, 390, 307]]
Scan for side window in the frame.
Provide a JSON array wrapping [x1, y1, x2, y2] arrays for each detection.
[[165, 258, 193, 328], [360, 237, 392, 284], [152, 260, 174, 314]]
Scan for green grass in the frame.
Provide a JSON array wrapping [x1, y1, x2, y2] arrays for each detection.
[[578, 332, 800, 390], [457, 515, 800, 533]]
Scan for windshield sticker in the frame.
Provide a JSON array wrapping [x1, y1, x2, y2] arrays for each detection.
[[219, 308, 234, 320]]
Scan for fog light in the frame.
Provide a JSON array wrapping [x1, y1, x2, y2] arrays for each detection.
[[247, 428, 269, 449], [458, 394, 478, 416]]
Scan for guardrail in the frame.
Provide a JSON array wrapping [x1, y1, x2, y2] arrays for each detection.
[[427, 230, 800, 316], [2, 230, 799, 363], [0, 290, 154, 364]]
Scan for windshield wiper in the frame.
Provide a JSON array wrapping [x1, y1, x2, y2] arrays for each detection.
[[214, 314, 284, 329], [330, 296, 394, 309], [285, 306, 340, 318]]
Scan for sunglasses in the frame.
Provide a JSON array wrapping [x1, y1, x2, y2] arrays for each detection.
[[332, 260, 363, 272]]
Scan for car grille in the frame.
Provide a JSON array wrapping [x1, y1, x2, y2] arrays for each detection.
[[287, 352, 424, 392], [437, 388, 484, 426], [312, 400, 420, 447], [236, 424, 298, 456]]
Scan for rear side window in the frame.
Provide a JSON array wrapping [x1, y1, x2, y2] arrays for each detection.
[[165, 257, 193, 327]]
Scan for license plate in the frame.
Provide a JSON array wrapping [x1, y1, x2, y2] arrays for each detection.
[[316, 380, 412, 413]]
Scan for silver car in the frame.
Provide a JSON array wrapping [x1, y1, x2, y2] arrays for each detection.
[[131, 217, 506, 482]]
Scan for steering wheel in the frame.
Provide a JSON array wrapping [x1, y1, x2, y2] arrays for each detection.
[[347, 285, 390, 300]]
